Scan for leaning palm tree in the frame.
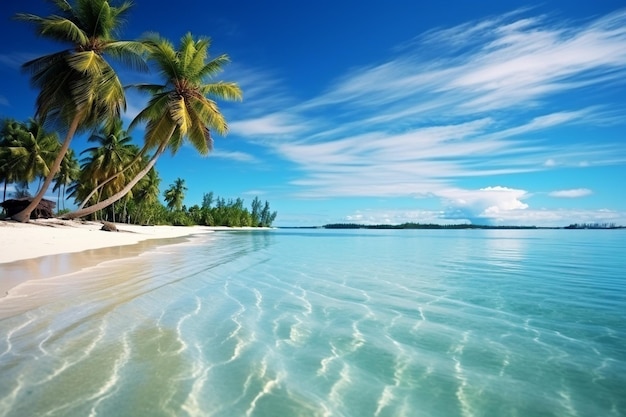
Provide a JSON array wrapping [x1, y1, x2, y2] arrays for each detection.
[[64, 32, 242, 220], [75, 120, 140, 220], [163, 178, 187, 212], [11, 0, 145, 222]]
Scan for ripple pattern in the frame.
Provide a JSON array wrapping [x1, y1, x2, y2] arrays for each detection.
[[1, 229, 625, 417]]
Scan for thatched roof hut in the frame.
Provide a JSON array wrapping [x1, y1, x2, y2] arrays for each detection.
[[0, 198, 56, 219]]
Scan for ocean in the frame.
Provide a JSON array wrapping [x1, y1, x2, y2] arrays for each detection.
[[0, 229, 625, 417]]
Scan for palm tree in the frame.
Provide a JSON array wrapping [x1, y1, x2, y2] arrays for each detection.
[[52, 149, 80, 211], [64, 32, 242, 219], [163, 178, 187, 211], [131, 167, 161, 223], [1, 119, 24, 202], [0, 119, 60, 198], [75, 119, 140, 220], [11, 0, 145, 222]]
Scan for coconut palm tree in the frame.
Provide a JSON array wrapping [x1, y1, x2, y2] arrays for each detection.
[[52, 149, 80, 211], [64, 32, 242, 220], [0, 119, 24, 202], [74, 119, 140, 220], [11, 0, 145, 222], [131, 166, 161, 223], [163, 178, 187, 212], [0, 119, 60, 197]]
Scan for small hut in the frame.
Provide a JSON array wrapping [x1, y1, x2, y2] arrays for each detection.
[[0, 198, 56, 219]]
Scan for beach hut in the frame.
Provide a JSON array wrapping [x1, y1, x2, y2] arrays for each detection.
[[0, 198, 56, 219]]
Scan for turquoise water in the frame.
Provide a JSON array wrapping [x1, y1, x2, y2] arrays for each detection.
[[0, 229, 625, 417]]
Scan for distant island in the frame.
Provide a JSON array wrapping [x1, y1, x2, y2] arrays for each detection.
[[304, 222, 625, 230]]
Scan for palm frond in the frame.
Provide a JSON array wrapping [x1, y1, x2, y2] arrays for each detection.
[[105, 40, 148, 71], [16, 13, 89, 45], [198, 54, 231, 79], [169, 96, 192, 134], [199, 81, 243, 101]]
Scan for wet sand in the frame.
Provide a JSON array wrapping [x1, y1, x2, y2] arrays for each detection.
[[0, 219, 215, 297]]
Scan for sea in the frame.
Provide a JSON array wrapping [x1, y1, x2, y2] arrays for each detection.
[[0, 228, 625, 417]]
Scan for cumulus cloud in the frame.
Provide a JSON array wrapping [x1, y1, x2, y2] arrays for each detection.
[[436, 186, 530, 224], [549, 188, 593, 198]]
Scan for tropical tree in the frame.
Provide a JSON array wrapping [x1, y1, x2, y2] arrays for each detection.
[[74, 119, 140, 220], [52, 148, 80, 211], [0, 119, 60, 200], [260, 200, 277, 227], [163, 178, 187, 211], [11, 0, 145, 222], [64, 32, 242, 219], [1, 119, 25, 201], [130, 167, 161, 224]]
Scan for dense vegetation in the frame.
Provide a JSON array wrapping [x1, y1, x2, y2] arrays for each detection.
[[0, 0, 278, 226], [0, 121, 277, 226], [564, 223, 624, 229]]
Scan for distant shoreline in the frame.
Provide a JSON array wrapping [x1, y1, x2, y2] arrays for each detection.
[[281, 223, 626, 230]]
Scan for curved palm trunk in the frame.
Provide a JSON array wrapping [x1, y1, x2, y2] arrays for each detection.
[[76, 144, 149, 211], [64, 135, 171, 220], [12, 115, 81, 222]]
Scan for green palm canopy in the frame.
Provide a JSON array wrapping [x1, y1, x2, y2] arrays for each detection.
[[11, 0, 145, 222], [65, 32, 242, 220]]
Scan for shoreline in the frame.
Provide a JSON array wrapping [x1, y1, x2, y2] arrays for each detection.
[[0, 218, 216, 264], [0, 219, 265, 298]]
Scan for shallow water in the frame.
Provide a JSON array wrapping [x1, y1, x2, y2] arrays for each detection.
[[1, 229, 625, 417]]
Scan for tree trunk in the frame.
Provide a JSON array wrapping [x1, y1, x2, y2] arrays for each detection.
[[76, 143, 149, 211], [64, 136, 171, 220], [12, 115, 81, 222], [62, 183, 66, 210]]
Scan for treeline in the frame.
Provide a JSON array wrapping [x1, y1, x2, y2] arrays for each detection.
[[182, 193, 277, 227], [93, 190, 277, 228], [323, 223, 540, 229], [564, 223, 624, 229]]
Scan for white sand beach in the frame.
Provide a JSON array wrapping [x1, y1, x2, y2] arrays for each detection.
[[0, 219, 218, 298], [0, 219, 214, 265]]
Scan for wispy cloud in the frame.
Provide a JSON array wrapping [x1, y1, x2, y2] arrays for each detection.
[[229, 113, 306, 137], [229, 9, 626, 224], [549, 188, 593, 198], [209, 150, 258, 163]]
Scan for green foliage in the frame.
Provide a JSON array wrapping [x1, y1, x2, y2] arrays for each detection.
[[0, 118, 60, 200], [163, 178, 187, 211]]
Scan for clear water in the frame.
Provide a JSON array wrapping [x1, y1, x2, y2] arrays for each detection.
[[0, 229, 625, 417]]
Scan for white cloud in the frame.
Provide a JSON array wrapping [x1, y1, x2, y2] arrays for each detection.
[[228, 9, 626, 222], [209, 150, 258, 163], [544, 158, 557, 167], [549, 188, 593, 198], [343, 209, 457, 225], [436, 186, 530, 223], [229, 113, 306, 137]]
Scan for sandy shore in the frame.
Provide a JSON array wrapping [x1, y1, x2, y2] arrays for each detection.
[[0, 218, 214, 265]]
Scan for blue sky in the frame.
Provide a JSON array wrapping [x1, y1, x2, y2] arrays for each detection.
[[1, 1, 625, 227]]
